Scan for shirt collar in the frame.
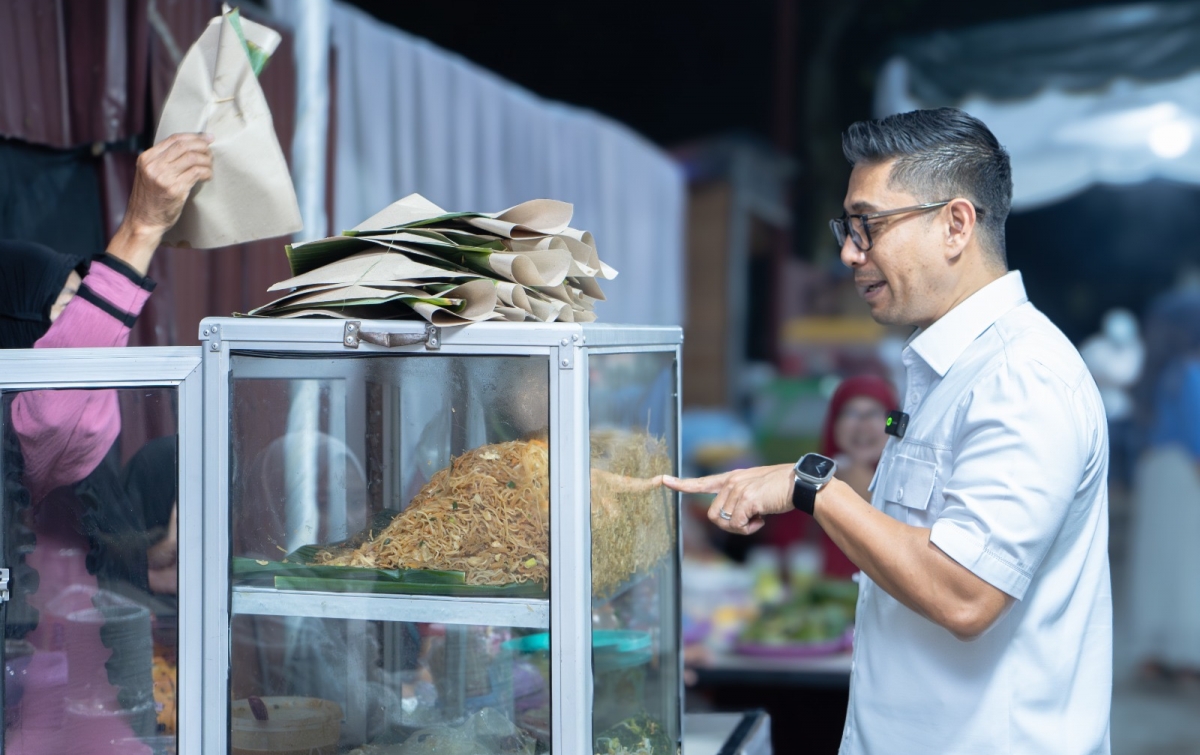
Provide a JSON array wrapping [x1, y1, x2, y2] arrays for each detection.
[[907, 271, 1028, 377]]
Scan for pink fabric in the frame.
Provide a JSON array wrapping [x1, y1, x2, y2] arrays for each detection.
[[6, 492, 150, 755], [11, 262, 151, 503], [6, 261, 154, 755]]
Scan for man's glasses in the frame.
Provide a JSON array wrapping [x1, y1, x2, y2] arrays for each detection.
[[830, 200, 982, 252]]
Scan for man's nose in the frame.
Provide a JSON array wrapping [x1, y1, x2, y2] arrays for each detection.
[[840, 237, 865, 268]]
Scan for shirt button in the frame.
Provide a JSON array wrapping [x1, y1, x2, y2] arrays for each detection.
[[896, 487, 904, 501]]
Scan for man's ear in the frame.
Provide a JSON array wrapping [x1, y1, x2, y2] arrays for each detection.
[[944, 198, 976, 262]]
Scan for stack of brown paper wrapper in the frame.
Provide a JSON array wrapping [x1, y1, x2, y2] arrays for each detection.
[[250, 194, 619, 326]]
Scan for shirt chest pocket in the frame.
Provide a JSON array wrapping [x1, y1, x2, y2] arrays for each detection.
[[881, 454, 941, 526]]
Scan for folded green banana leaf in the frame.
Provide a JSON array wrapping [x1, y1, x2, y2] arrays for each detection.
[[351, 210, 485, 233], [225, 7, 271, 76], [349, 227, 507, 252], [231, 556, 404, 582], [273, 576, 547, 598], [232, 556, 468, 585], [267, 194, 613, 325], [400, 228, 508, 249], [257, 290, 461, 316], [232, 509, 469, 585], [285, 235, 374, 276], [288, 545, 468, 584]]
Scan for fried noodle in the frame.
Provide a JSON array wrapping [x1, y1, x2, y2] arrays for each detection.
[[315, 440, 550, 586], [314, 432, 673, 594], [589, 430, 674, 597]]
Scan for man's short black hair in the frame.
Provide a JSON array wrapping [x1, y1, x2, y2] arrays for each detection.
[[842, 108, 1012, 267]]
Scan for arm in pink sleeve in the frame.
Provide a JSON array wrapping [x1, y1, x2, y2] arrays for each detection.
[[12, 257, 155, 503]]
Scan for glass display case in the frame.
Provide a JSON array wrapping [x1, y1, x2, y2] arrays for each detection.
[[0, 348, 204, 755], [201, 318, 682, 755], [0, 319, 681, 755]]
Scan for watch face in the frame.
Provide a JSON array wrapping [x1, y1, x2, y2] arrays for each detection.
[[797, 453, 835, 480]]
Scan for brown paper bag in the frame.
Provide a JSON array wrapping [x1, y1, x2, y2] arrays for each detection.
[[154, 5, 302, 249]]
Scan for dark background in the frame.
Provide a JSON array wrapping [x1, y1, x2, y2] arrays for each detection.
[[347, 0, 1199, 342], [345, 0, 1139, 147]]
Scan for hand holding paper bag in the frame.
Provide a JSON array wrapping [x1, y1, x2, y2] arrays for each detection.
[[102, 133, 213, 275], [154, 5, 302, 249]]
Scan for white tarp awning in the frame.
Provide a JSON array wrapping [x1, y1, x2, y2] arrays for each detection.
[[875, 2, 1200, 210]]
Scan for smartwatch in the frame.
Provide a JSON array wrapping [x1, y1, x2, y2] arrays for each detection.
[[792, 452, 837, 516]]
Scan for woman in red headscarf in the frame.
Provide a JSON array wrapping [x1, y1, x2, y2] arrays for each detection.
[[766, 375, 898, 578]]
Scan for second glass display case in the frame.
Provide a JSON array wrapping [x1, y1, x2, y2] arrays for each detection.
[[202, 319, 682, 755]]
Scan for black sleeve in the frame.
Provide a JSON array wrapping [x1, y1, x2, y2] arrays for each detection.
[[93, 254, 157, 292], [75, 285, 140, 328]]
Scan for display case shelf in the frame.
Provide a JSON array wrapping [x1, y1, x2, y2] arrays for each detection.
[[231, 585, 550, 628]]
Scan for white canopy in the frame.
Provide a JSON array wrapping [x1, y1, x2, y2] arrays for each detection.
[[875, 2, 1200, 210]]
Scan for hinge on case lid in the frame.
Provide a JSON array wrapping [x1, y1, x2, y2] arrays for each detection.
[[0, 567, 10, 604]]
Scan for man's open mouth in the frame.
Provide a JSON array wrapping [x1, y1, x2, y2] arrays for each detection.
[[861, 280, 886, 295]]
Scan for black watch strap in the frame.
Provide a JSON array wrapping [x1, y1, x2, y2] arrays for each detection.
[[792, 476, 817, 516]]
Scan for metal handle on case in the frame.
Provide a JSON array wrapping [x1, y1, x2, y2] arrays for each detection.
[[344, 321, 441, 350]]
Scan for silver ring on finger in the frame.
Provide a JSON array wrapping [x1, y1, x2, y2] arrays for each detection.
[[719, 509, 733, 521]]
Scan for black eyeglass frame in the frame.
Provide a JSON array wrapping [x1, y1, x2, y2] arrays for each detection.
[[830, 200, 984, 252]]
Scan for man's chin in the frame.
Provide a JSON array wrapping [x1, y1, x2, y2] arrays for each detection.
[[866, 304, 897, 326]]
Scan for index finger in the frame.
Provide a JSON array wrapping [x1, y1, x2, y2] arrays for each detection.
[[147, 132, 214, 163], [158, 131, 213, 146], [657, 472, 731, 494]]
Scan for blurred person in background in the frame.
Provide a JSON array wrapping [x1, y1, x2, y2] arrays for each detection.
[[663, 108, 1111, 754], [1127, 281, 1200, 686], [766, 375, 898, 578], [1080, 309, 1143, 500]]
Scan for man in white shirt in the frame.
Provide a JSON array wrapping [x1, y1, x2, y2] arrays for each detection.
[[663, 108, 1112, 754]]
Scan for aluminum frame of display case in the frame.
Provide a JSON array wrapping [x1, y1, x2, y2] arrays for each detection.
[[0, 346, 205, 755], [199, 317, 684, 755]]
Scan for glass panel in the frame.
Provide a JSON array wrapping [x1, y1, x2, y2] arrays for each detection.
[[2, 387, 179, 755], [228, 353, 551, 594], [588, 352, 680, 754], [230, 616, 549, 753]]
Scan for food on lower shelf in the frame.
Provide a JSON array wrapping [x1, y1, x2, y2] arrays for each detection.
[[152, 650, 177, 734], [593, 713, 672, 755], [313, 431, 674, 594], [230, 696, 342, 755], [738, 579, 859, 646], [316, 440, 550, 586], [590, 430, 674, 597]]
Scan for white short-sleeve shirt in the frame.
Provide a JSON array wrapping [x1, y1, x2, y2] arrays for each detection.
[[840, 271, 1112, 755]]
